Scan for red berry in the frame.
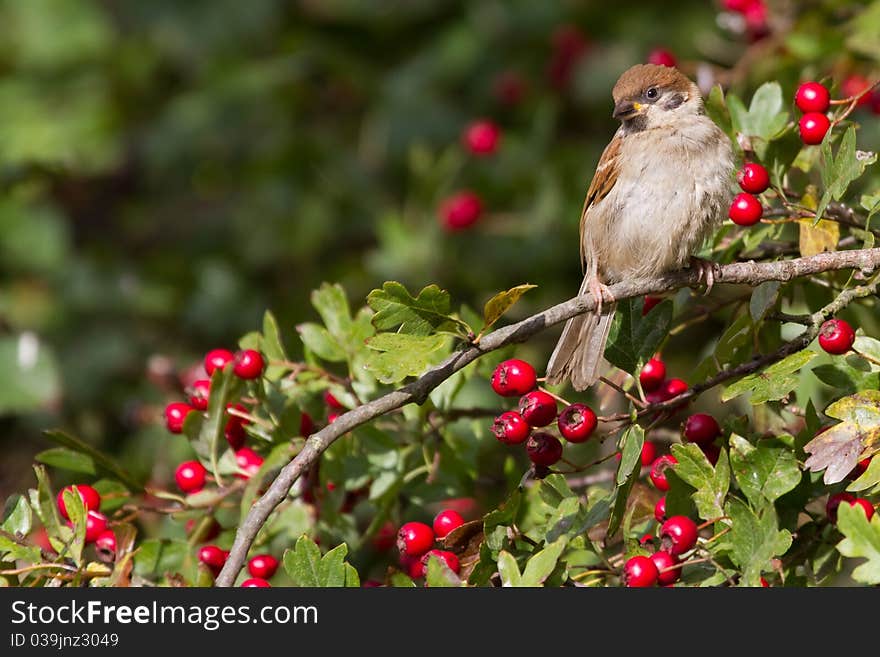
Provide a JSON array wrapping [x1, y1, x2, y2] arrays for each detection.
[[362, 580, 383, 588], [760, 577, 770, 587], [433, 510, 465, 539], [654, 496, 667, 522], [818, 318, 855, 355], [490, 359, 537, 397], [225, 418, 246, 450], [420, 549, 461, 575], [372, 521, 397, 552], [722, 0, 758, 12], [737, 163, 770, 194], [650, 550, 680, 586], [557, 403, 598, 443], [639, 533, 655, 546], [647, 48, 676, 68], [492, 411, 532, 445], [248, 554, 279, 579], [57, 484, 101, 520], [189, 379, 211, 411], [323, 391, 344, 410], [871, 89, 880, 115], [650, 455, 678, 491], [641, 441, 658, 467], [660, 515, 699, 555], [440, 191, 483, 231], [235, 447, 264, 479], [164, 402, 194, 434], [548, 25, 588, 90], [94, 529, 117, 556], [851, 456, 872, 479], [684, 413, 721, 446], [639, 357, 666, 392], [841, 74, 872, 107], [300, 411, 314, 437], [401, 554, 425, 579], [826, 492, 855, 523], [664, 378, 689, 399], [81, 511, 108, 543], [850, 498, 875, 521], [233, 349, 264, 379], [623, 555, 658, 587], [729, 192, 763, 226], [518, 390, 559, 428], [701, 443, 721, 466], [397, 522, 435, 557], [198, 545, 229, 575], [526, 432, 564, 466], [795, 81, 830, 113], [175, 460, 207, 493], [204, 349, 234, 376], [463, 120, 501, 156], [798, 112, 830, 145], [241, 578, 271, 588], [642, 295, 662, 315]]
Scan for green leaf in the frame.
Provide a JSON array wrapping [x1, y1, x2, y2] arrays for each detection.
[[28, 465, 62, 537], [848, 454, 880, 493], [259, 310, 288, 381], [853, 336, 880, 363], [605, 297, 672, 374], [835, 501, 880, 584], [749, 281, 780, 322], [812, 363, 878, 396], [608, 424, 645, 535], [728, 434, 801, 506], [846, 0, 880, 60], [42, 430, 141, 490], [705, 84, 733, 141], [367, 281, 466, 336], [35, 447, 96, 475], [764, 128, 804, 188], [497, 550, 522, 587], [240, 443, 294, 523], [817, 126, 877, 221], [317, 543, 349, 588], [727, 498, 792, 586], [133, 539, 188, 579], [283, 535, 357, 587], [671, 443, 729, 522], [389, 572, 416, 587], [0, 334, 61, 415], [481, 284, 536, 333], [187, 365, 240, 486], [343, 563, 360, 588], [312, 283, 354, 342], [728, 82, 789, 155], [805, 390, 880, 484], [0, 535, 41, 564], [364, 333, 448, 383], [722, 349, 816, 404], [425, 555, 462, 587], [62, 488, 87, 566], [1, 495, 33, 536], [297, 323, 345, 362], [520, 539, 566, 587], [283, 535, 322, 587]]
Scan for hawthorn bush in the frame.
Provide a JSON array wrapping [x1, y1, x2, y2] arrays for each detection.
[[2, 1, 880, 588]]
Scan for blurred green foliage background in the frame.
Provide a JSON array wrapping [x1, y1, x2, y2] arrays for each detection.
[[1, 0, 878, 499]]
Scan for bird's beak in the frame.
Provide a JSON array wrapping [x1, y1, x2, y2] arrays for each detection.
[[613, 101, 643, 120]]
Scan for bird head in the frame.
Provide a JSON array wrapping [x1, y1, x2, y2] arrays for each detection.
[[611, 64, 702, 131]]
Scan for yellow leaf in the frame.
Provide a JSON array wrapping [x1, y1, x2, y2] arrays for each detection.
[[798, 218, 839, 257]]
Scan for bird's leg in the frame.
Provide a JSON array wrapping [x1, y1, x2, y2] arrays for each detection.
[[689, 256, 721, 296], [587, 275, 615, 316]]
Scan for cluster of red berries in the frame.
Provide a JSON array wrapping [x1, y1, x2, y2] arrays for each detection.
[[795, 81, 832, 145], [396, 509, 466, 580], [489, 359, 597, 469], [638, 356, 689, 406], [817, 318, 855, 355], [197, 546, 279, 587], [729, 162, 768, 226], [164, 348, 267, 487], [623, 515, 700, 587], [55, 484, 116, 553], [721, 0, 769, 41], [439, 120, 500, 232]]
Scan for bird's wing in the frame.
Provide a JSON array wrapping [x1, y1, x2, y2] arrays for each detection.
[[579, 133, 622, 271]]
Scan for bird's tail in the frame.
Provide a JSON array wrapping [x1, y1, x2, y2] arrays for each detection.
[[546, 278, 616, 392]]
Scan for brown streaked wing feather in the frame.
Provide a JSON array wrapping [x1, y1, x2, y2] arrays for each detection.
[[579, 135, 621, 270]]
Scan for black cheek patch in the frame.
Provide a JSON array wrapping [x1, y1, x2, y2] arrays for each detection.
[[625, 114, 648, 133], [663, 93, 685, 110]]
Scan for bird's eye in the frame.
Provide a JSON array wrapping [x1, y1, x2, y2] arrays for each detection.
[[646, 87, 659, 100]]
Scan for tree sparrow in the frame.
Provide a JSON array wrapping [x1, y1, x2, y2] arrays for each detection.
[[546, 64, 734, 391]]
